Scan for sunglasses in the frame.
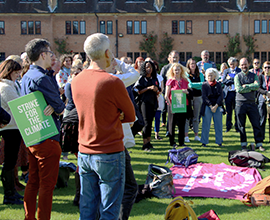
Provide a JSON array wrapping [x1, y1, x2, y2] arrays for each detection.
[[254, 62, 260, 65], [264, 66, 270, 69]]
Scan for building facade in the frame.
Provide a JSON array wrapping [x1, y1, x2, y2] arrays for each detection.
[[0, 0, 270, 65]]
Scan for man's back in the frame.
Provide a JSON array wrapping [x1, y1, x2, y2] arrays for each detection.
[[72, 69, 135, 154]]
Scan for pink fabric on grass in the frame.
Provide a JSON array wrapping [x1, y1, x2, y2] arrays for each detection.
[[171, 163, 262, 200]]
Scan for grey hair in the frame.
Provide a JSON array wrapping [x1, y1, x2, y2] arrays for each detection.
[[84, 33, 110, 61], [201, 50, 209, 56], [227, 57, 237, 64], [205, 68, 219, 80]]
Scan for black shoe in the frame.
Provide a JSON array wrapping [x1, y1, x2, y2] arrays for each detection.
[[218, 144, 223, 147], [165, 131, 170, 137], [148, 143, 154, 149], [3, 196, 23, 205], [142, 143, 151, 152], [241, 146, 247, 150], [202, 143, 207, 147]]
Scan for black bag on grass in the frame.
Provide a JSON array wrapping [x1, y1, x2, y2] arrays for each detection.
[[228, 149, 270, 169]]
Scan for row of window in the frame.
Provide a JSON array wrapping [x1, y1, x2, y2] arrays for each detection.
[[254, 20, 270, 34], [21, 21, 41, 35], [208, 20, 229, 34], [127, 21, 147, 35], [172, 20, 192, 34], [66, 21, 86, 35]]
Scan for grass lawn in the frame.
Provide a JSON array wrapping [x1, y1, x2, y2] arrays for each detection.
[[0, 115, 270, 220]]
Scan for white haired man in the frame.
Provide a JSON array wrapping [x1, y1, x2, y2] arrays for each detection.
[[72, 33, 135, 220]]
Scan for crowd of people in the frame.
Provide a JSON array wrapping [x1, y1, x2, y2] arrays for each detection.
[[0, 33, 269, 220]]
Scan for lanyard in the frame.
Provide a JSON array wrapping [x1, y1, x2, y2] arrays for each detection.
[[264, 74, 270, 91]]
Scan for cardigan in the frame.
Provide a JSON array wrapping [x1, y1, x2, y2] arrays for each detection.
[[0, 79, 20, 131]]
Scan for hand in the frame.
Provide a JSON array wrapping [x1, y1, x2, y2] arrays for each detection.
[[149, 85, 158, 92], [182, 89, 189, 94], [242, 84, 246, 88], [44, 105, 54, 116], [0, 124, 7, 128], [226, 75, 231, 80], [119, 112, 124, 121], [211, 105, 218, 113]]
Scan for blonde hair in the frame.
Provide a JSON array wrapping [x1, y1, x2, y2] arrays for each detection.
[[6, 55, 23, 66], [166, 63, 189, 81], [205, 68, 219, 80], [220, 62, 228, 72]]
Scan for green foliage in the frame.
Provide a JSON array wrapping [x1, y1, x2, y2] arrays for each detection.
[[226, 33, 241, 57], [54, 37, 70, 55], [243, 35, 258, 63], [192, 56, 201, 63], [139, 31, 158, 60], [159, 32, 174, 64]]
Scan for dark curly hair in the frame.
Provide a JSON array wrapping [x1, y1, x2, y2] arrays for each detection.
[[140, 61, 157, 79]]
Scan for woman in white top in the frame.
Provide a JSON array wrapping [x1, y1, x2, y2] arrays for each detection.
[[0, 60, 23, 205]]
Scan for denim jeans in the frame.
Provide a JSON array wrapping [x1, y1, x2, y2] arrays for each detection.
[[78, 151, 125, 220], [201, 106, 223, 145], [235, 102, 263, 147]]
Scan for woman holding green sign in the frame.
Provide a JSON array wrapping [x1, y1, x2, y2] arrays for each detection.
[[0, 59, 23, 205], [165, 63, 190, 148]]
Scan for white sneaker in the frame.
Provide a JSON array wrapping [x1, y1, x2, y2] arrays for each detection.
[[184, 136, 190, 143], [194, 136, 201, 141]]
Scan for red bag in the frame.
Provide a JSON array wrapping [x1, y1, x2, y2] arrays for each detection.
[[198, 209, 220, 220]]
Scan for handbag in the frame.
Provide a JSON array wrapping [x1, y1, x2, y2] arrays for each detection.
[[145, 164, 175, 199]]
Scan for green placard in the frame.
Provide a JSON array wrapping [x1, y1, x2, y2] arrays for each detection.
[[8, 91, 59, 147], [171, 90, 187, 113]]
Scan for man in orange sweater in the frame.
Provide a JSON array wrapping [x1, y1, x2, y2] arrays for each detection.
[[72, 33, 135, 220]]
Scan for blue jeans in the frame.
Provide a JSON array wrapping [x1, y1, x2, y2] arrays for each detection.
[[78, 151, 125, 220], [154, 110, 161, 133], [201, 106, 223, 145]]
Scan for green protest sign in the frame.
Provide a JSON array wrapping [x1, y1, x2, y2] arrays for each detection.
[[8, 91, 59, 147], [171, 90, 186, 113]]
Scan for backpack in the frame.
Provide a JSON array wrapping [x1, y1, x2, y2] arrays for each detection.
[[145, 164, 175, 199], [242, 175, 270, 207], [167, 147, 198, 167], [164, 196, 198, 220], [228, 149, 270, 169]]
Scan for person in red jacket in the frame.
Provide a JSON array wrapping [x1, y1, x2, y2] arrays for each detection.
[[72, 33, 135, 220]]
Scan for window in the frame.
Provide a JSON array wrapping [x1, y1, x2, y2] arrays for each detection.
[[254, 20, 260, 34], [179, 52, 185, 62], [66, 21, 71, 34], [0, 0, 4, 2], [80, 21, 85, 34], [65, 0, 85, 2], [127, 52, 133, 62], [223, 20, 229, 34], [28, 21, 34, 34], [179, 21, 185, 34], [186, 20, 192, 34], [73, 21, 78, 34], [223, 52, 228, 63], [262, 20, 267, 34], [186, 52, 192, 60], [127, 21, 132, 34], [216, 52, 221, 64], [21, 21, 27, 34], [216, 20, 221, 34], [261, 52, 267, 64], [209, 52, 214, 61], [134, 21, 140, 34], [141, 52, 147, 59], [141, 21, 147, 34], [0, 52, 5, 61], [208, 20, 214, 34], [107, 21, 112, 34], [134, 52, 140, 61], [0, 21, 5, 34], [20, 0, 40, 2], [254, 52, 260, 59], [100, 21, 105, 34], [172, 20, 178, 34], [35, 21, 41, 34]]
